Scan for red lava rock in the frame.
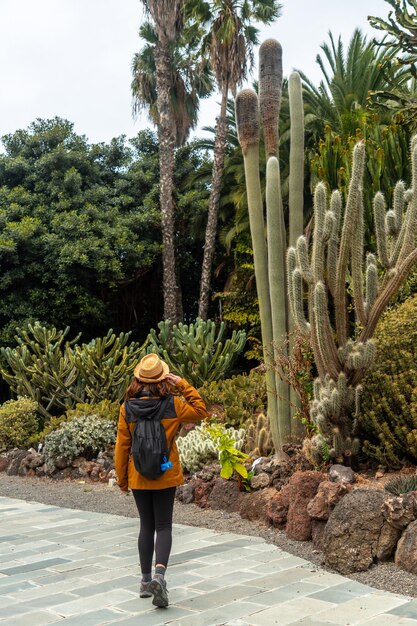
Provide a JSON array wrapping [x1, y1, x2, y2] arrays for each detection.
[[193, 479, 214, 509], [307, 480, 352, 521], [311, 520, 327, 551], [266, 485, 290, 528], [209, 478, 242, 513], [0, 456, 10, 472], [239, 488, 276, 522], [395, 519, 417, 574], [286, 470, 326, 541]]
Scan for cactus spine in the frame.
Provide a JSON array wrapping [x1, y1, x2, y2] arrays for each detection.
[[236, 40, 305, 454], [289, 138, 417, 464]]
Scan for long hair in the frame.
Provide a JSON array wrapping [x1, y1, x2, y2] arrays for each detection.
[[124, 377, 171, 401]]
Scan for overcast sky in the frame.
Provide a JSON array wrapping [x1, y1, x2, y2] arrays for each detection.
[[0, 0, 390, 146]]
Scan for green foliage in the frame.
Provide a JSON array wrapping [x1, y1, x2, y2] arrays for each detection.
[[206, 423, 249, 480], [199, 370, 266, 428], [369, 0, 417, 76], [0, 397, 39, 451], [385, 474, 417, 495], [176, 422, 245, 474], [0, 322, 140, 421], [0, 119, 212, 342], [358, 294, 417, 467], [245, 412, 274, 457], [0, 120, 162, 343], [43, 415, 116, 470], [144, 319, 246, 388], [65, 400, 120, 423], [33, 400, 120, 446]]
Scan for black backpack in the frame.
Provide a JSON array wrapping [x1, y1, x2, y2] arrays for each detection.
[[124, 395, 176, 480]]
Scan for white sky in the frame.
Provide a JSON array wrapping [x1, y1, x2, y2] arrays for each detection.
[[0, 0, 389, 145]]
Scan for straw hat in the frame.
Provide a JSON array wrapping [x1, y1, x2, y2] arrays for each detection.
[[134, 353, 169, 383]]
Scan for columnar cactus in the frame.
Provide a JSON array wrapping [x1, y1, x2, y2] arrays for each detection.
[[236, 39, 305, 455], [288, 139, 417, 464], [245, 412, 274, 458]]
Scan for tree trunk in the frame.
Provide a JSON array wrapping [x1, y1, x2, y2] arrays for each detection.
[[154, 41, 181, 323], [198, 88, 229, 320]]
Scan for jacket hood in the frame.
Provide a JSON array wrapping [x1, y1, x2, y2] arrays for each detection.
[[124, 394, 175, 422]]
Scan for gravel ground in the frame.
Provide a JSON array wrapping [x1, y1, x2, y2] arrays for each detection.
[[0, 473, 416, 598]]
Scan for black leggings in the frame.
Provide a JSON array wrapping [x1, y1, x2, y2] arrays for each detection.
[[131, 487, 176, 574]]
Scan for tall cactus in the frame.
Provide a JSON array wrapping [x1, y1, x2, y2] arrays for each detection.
[[288, 139, 417, 464], [235, 40, 305, 455]]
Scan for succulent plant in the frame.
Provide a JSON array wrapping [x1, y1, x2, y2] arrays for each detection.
[[288, 138, 417, 465], [144, 318, 246, 388], [177, 423, 245, 474], [385, 475, 417, 496], [235, 40, 305, 456]]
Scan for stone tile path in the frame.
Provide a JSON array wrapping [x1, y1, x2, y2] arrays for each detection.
[[0, 496, 416, 626]]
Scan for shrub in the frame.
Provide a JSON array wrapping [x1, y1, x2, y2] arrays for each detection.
[[0, 398, 39, 451], [199, 371, 266, 428], [65, 400, 120, 423], [177, 422, 245, 473], [33, 400, 120, 445], [358, 294, 417, 467], [43, 414, 116, 470]]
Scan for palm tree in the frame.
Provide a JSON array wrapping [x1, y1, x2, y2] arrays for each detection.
[[192, 0, 281, 320], [135, 1, 186, 323], [300, 29, 409, 142], [132, 14, 212, 321], [132, 20, 212, 147]]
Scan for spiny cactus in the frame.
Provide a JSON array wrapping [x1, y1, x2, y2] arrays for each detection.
[[245, 412, 274, 458], [235, 39, 305, 456], [288, 138, 417, 464], [177, 423, 245, 474], [144, 319, 246, 388]]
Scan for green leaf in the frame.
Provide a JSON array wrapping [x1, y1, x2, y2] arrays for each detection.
[[220, 460, 233, 479], [233, 463, 248, 478]]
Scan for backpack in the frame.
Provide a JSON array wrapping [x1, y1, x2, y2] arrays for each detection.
[[124, 395, 175, 480]]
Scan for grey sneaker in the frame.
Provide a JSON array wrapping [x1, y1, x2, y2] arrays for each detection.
[[139, 581, 152, 598], [149, 576, 169, 607]]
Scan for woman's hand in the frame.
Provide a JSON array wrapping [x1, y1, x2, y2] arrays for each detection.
[[165, 373, 182, 386]]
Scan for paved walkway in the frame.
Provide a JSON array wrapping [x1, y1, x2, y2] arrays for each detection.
[[0, 498, 416, 626]]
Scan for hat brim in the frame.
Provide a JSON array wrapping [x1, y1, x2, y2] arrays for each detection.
[[134, 359, 170, 382]]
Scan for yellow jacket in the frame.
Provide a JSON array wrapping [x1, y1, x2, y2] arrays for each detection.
[[114, 378, 207, 490]]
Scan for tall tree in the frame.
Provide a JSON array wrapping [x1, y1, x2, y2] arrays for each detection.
[[193, 0, 281, 320], [300, 29, 408, 142], [137, 1, 185, 323], [131, 20, 213, 148]]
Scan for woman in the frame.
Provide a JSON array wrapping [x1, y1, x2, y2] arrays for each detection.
[[114, 353, 207, 608]]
